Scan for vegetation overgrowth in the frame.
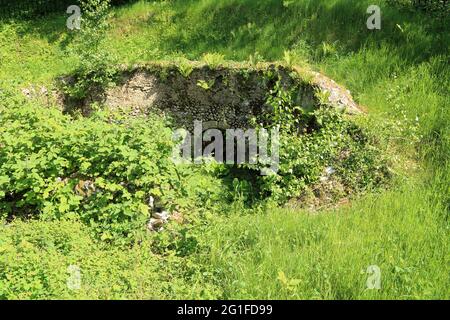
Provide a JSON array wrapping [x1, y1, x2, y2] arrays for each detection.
[[0, 0, 448, 299]]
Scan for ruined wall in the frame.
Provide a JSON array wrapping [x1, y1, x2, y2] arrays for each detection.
[[80, 62, 361, 129]]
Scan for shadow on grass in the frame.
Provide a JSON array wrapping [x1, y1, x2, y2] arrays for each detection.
[[156, 0, 448, 65]]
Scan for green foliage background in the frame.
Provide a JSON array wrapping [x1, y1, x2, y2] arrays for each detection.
[[0, 0, 448, 299]]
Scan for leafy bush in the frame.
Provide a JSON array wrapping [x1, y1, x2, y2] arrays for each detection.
[[255, 109, 391, 203], [245, 73, 391, 203], [64, 0, 118, 99], [0, 92, 225, 244]]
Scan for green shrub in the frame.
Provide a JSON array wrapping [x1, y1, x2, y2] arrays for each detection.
[[0, 92, 225, 244], [241, 74, 392, 203], [64, 0, 118, 99], [255, 109, 391, 203]]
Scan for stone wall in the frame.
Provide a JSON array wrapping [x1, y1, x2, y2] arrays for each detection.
[[79, 62, 361, 129]]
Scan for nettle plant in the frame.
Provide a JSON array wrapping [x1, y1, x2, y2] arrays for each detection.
[[64, 0, 117, 99], [0, 93, 224, 244]]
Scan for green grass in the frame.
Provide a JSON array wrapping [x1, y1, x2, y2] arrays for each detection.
[[0, 0, 448, 299], [0, 219, 220, 299], [203, 175, 449, 299]]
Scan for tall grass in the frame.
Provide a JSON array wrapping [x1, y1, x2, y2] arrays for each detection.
[[202, 175, 449, 299]]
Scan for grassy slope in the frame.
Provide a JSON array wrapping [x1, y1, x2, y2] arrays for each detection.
[[0, 0, 448, 299]]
